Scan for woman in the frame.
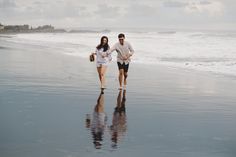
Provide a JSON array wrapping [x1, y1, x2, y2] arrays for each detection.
[[92, 36, 112, 89]]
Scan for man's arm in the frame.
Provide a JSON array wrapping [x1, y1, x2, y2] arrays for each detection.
[[128, 42, 134, 57], [106, 44, 117, 55]]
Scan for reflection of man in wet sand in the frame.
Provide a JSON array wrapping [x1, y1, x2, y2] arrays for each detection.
[[85, 90, 107, 149], [110, 90, 127, 149]]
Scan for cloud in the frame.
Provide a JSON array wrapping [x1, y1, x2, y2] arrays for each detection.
[[185, 1, 224, 16], [199, 0, 211, 5], [0, 0, 16, 8], [0, 0, 235, 29], [162, 0, 224, 16], [43, 4, 89, 19], [94, 4, 121, 19], [163, 1, 187, 8], [124, 4, 158, 17], [1, 0, 91, 20]]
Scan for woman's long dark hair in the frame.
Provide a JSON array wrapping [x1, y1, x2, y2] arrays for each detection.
[[96, 36, 110, 52]]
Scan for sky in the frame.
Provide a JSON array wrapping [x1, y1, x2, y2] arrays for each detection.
[[0, 0, 236, 30]]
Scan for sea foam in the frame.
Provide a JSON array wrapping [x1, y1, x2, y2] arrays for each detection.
[[3, 31, 236, 77]]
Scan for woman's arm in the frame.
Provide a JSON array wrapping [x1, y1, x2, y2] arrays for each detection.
[[94, 49, 98, 55], [105, 44, 117, 56], [101, 48, 111, 57], [96, 49, 106, 58], [91, 49, 98, 56]]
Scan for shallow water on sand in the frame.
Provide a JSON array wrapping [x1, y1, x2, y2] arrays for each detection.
[[1, 39, 236, 157]]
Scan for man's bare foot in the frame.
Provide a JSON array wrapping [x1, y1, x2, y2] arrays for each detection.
[[101, 85, 106, 90]]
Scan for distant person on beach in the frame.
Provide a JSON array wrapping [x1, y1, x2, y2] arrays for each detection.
[[85, 90, 107, 149], [106, 33, 134, 90], [91, 36, 112, 89]]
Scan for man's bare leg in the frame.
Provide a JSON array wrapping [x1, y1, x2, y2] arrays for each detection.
[[123, 72, 128, 90], [118, 69, 124, 90]]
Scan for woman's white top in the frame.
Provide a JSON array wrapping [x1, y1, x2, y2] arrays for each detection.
[[96, 48, 112, 67]]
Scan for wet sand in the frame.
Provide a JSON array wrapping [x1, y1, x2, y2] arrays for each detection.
[[0, 40, 236, 157]]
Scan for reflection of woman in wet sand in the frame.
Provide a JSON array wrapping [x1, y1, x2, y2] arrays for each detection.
[[110, 90, 127, 149], [85, 90, 107, 149]]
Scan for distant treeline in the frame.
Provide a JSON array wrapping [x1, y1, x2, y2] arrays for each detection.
[[0, 23, 111, 34], [0, 23, 66, 33]]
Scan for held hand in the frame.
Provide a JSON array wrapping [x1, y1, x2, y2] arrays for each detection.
[[122, 56, 128, 60], [122, 54, 132, 60]]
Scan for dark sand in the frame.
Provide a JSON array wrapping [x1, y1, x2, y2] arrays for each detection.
[[0, 39, 236, 157]]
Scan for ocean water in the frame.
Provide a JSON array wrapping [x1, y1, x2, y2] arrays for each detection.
[[1, 30, 236, 76]]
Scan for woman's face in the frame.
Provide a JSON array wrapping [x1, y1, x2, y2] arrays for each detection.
[[102, 38, 108, 45]]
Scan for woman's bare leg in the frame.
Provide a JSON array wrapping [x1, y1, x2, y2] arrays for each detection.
[[97, 66, 102, 85], [100, 65, 107, 88]]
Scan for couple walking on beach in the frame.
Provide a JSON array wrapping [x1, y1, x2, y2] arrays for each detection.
[[91, 33, 134, 90]]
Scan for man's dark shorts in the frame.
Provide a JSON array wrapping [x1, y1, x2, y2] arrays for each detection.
[[117, 62, 129, 73]]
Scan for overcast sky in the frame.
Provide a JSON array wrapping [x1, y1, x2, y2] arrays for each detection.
[[1, 0, 236, 30]]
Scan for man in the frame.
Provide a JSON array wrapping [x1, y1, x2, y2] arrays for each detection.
[[107, 33, 134, 90]]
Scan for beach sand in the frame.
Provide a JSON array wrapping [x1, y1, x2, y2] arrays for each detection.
[[0, 41, 236, 157]]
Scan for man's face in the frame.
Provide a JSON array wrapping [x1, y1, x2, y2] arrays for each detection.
[[119, 37, 125, 45]]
